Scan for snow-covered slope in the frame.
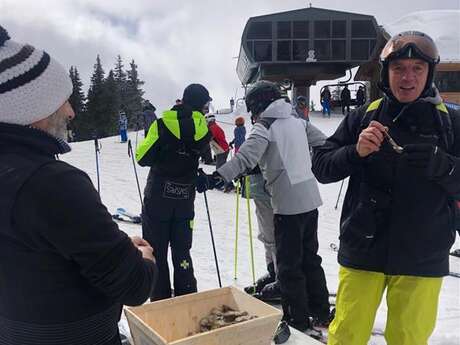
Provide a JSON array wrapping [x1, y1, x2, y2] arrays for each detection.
[[63, 111, 460, 345]]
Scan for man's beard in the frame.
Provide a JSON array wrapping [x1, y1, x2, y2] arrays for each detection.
[[46, 111, 68, 141]]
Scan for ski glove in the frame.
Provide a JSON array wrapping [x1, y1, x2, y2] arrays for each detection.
[[404, 144, 454, 179], [196, 171, 225, 193]]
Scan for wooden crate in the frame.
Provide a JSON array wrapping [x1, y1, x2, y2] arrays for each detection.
[[125, 286, 282, 345]]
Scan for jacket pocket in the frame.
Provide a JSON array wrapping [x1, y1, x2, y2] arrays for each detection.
[[340, 183, 390, 251]]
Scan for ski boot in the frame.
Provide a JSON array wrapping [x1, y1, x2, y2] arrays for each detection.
[[287, 317, 324, 342], [244, 262, 275, 295], [120, 334, 131, 345], [273, 321, 290, 344], [311, 307, 335, 328], [254, 280, 281, 302], [223, 183, 235, 193]]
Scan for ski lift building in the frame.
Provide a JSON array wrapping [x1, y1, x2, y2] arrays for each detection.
[[236, 7, 383, 100]]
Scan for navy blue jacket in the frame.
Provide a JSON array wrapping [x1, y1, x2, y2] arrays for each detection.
[[233, 125, 246, 149]]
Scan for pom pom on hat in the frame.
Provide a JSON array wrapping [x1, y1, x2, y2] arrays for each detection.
[[0, 25, 72, 125]]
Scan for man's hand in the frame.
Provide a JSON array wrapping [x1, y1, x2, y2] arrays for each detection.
[[404, 144, 453, 179], [130, 236, 150, 247], [196, 170, 225, 193], [356, 120, 387, 157], [130, 236, 155, 262], [138, 245, 155, 262]]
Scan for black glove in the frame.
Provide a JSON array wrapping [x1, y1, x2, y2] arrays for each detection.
[[196, 170, 225, 193], [404, 144, 453, 179]]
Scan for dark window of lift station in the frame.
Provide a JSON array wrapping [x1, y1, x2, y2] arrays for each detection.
[[293, 40, 309, 61], [247, 22, 273, 39], [332, 40, 346, 60], [254, 41, 272, 61], [293, 21, 309, 38], [351, 20, 376, 38], [314, 20, 330, 38], [314, 40, 330, 60], [332, 20, 346, 38], [277, 21, 291, 39], [351, 40, 369, 60], [277, 41, 291, 61]]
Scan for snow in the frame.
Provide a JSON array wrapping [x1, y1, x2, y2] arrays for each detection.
[[384, 10, 460, 63], [63, 110, 460, 345]]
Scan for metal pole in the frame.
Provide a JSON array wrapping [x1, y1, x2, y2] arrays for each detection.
[[245, 175, 256, 286], [203, 190, 222, 288], [128, 139, 143, 208], [94, 137, 101, 195], [334, 179, 345, 210], [234, 179, 240, 280]]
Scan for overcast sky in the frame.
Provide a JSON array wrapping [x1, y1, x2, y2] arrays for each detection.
[[1, 0, 459, 112]]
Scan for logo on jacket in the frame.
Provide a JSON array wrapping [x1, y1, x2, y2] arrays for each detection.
[[163, 181, 191, 199]]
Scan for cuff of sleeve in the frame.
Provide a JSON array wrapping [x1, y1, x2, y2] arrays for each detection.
[[216, 166, 233, 183], [346, 144, 364, 164]]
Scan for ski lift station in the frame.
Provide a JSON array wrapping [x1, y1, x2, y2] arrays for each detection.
[[236, 7, 460, 106]]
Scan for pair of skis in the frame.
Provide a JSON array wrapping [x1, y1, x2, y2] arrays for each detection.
[[112, 208, 142, 224]]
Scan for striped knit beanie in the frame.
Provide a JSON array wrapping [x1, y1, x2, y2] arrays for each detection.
[[0, 26, 72, 125]]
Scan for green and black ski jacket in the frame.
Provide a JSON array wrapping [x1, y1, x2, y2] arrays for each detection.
[[136, 104, 211, 181]]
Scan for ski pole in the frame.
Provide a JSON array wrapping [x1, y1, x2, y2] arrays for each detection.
[[135, 114, 141, 149], [202, 189, 222, 288], [234, 179, 241, 280], [94, 135, 101, 195], [334, 179, 345, 210], [245, 175, 256, 287], [128, 139, 144, 208]]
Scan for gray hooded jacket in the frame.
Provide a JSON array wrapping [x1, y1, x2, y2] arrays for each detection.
[[218, 99, 326, 215]]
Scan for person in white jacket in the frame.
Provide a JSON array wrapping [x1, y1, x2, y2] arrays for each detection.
[[197, 81, 331, 333]]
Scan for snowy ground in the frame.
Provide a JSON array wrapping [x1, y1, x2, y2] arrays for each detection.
[[63, 111, 460, 345]]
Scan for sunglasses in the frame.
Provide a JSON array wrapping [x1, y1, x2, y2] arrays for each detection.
[[384, 130, 403, 154]]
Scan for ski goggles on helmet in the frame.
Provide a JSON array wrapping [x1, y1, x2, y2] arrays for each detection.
[[380, 31, 440, 65]]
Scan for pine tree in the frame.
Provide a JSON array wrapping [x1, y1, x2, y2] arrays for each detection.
[[101, 69, 121, 136], [86, 55, 111, 138], [68, 66, 87, 141], [114, 55, 127, 84], [114, 55, 128, 112], [124, 59, 145, 129]]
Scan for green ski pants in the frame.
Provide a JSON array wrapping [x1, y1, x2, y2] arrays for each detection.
[[328, 266, 442, 345]]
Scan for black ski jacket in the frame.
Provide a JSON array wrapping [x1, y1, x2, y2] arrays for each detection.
[[312, 96, 460, 277], [0, 123, 157, 345]]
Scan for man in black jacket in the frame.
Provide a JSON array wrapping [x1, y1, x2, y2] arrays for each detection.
[[136, 84, 211, 301], [0, 26, 157, 345], [340, 85, 351, 115], [312, 31, 460, 345]]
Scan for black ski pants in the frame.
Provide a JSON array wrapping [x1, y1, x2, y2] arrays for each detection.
[[274, 209, 330, 327], [142, 176, 197, 301]]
